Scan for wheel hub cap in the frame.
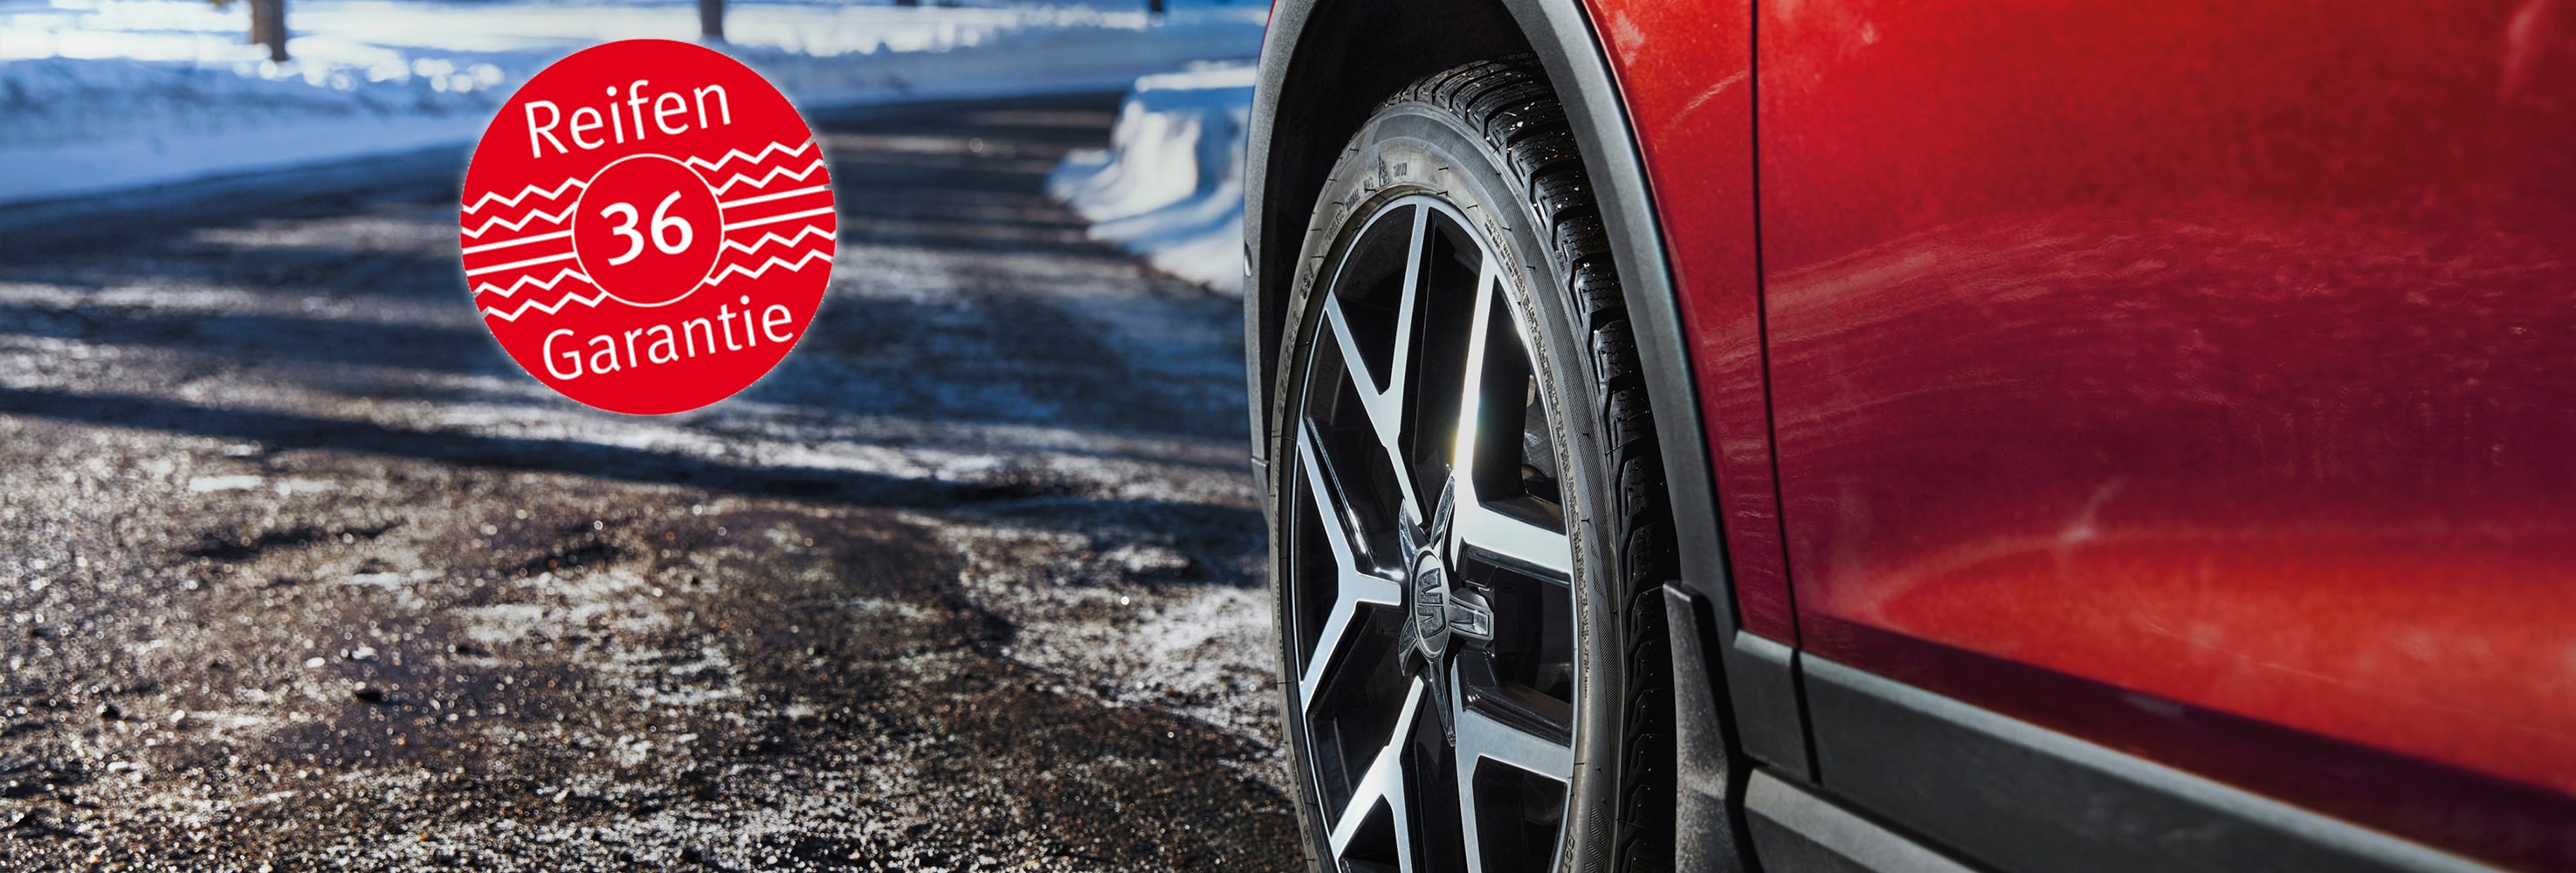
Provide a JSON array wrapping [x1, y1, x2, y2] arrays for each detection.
[[1404, 485, 1492, 666]]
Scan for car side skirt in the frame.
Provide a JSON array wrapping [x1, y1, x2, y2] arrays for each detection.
[[1794, 656, 2504, 873], [1745, 769, 1980, 873]]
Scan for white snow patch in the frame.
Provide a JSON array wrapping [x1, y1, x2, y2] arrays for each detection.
[[455, 602, 548, 646], [185, 473, 264, 491], [1047, 61, 1252, 293], [341, 567, 440, 588], [272, 478, 337, 496]]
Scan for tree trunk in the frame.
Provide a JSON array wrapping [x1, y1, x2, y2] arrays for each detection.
[[698, 0, 725, 42], [247, 0, 288, 63]]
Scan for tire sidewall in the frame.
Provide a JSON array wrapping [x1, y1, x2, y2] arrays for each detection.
[[1268, 102, 1633, 873]]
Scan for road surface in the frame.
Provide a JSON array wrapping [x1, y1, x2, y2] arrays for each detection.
[[0, 93, 1298, 872]]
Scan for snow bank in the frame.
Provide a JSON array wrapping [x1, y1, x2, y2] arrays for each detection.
[[0, 0, 1268, 206], [1046, 61, 1250, 293]]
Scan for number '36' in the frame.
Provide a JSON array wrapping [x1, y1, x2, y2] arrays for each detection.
[[597, 192, 693, 265]]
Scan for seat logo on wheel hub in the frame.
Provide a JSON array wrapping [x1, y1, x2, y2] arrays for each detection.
[[1403, 484, 1495, 667], [1411, 551, 1454, 660]]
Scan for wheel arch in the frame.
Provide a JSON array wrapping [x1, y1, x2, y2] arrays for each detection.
[[1243, 0, 1529, 463], [1247, 0, 1697, 545]]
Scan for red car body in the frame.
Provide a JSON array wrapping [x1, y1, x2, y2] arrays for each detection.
[[1601, 0, 2576, 865], [1248, 0, 2576, 869]]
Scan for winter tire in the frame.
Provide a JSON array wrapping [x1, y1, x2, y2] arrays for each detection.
[[1264, 57, 1677, 873]]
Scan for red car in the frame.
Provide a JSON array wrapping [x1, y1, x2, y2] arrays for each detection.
[[1243, 1, 2576, 870]]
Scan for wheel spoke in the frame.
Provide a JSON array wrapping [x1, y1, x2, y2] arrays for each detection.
[[1456, 502, 1574, 579], [1443, 265, 1574, 578], [1321, 205, 1434, 525], [1444, 257, 1503, 482], [1296, 423, 1407, 705], [1451, 669, 1574, 779], [1331, 679, 1428, 873], [1324, 293, 1405, 447], [1452, 660, 1574, 873], [1387, 203, 1430, 429], [1296, 418, 1375, 574]]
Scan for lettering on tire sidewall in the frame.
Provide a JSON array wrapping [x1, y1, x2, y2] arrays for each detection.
[[459, 38, 834, 415]]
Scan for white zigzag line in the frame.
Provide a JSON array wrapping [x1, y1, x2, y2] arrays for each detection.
[[462, 178, 587, 215], [461, 204, 575, 239], [711, 160, 829, 196], [481, 287, 613, 322], [704, 248, 835, 285], [722, 225, 836, 256], [685, 140, 813, 173], [470, 268, 592, 299]]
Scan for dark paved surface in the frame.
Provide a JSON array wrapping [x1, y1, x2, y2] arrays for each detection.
[[0, 93, 1298, 872]]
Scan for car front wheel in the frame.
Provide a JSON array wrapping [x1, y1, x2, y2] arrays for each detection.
[[1264, 57, 1677, 873]]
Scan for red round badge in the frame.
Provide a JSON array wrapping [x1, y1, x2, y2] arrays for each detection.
[[460, 39, 835, 415]]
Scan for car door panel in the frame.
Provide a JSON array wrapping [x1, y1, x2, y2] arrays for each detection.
[[1759, 0, 2576, 866]]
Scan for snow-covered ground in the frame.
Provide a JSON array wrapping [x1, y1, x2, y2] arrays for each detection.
[[1047, 61, 1250, 293], [0, 0, 1267, 206]]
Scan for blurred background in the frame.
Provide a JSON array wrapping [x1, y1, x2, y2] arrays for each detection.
[[1, 0, 1258, 281], [0, 0, 1288, 869]]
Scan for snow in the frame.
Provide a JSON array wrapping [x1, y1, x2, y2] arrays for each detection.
[[0, 0, 1267, 206], [1046, 61, 1251, 293]]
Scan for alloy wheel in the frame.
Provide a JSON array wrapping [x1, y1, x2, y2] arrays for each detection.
[[1285, 195, 1581, 873]]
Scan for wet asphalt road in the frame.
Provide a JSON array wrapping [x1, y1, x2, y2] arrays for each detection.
[[0, 93, 1300, 871]]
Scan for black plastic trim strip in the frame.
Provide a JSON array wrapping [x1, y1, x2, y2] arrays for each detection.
[[1745, 769, 1984, 873], [1240, 0, 1302, 483], [1730, 630, 1810, 778], [1801, 656, 2505, 873]]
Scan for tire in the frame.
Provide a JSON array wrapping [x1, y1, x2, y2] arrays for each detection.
[[1264, 57, 1676, 873]]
